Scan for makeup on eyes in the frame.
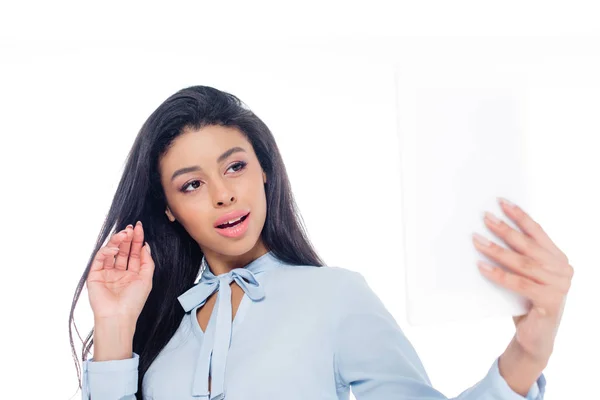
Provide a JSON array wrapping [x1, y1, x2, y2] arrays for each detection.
[[179, 161, 248, 193]]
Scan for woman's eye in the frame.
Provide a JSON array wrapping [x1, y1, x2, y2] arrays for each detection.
[[181, 180, 202, 193], [180, 161, 247, 193], [229, 161, 247, 173]]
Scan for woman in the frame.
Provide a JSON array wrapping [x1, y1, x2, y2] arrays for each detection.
[[69, 85, 572, 399]]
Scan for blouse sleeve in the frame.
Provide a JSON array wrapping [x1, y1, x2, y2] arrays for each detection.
[[81, 352, 139, 399], [332, 271, 546, 400]]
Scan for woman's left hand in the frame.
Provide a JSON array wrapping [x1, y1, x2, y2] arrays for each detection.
[[473, 197, 574, 366]]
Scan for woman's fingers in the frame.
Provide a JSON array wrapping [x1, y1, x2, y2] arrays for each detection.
[[91, 222, 148, 274], [127, 221, 145, 273], [114, 225, 134, 271], [89, 246, 121, 273], [102, 229, 129, 270]]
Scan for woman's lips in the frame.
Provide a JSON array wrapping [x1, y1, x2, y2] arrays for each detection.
[[214, 212, 250, 238], [213, 209, 251, 228]]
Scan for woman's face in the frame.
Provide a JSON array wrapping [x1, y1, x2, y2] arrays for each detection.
[[159, 125, 268, 265]]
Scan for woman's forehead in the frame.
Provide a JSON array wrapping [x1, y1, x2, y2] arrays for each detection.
[[160, 126, 254, 173]]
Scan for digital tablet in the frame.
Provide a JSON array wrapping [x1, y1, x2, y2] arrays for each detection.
[[395, 65, 533, 326]]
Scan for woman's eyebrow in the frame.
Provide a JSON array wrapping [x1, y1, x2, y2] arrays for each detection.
[[170, 146, 247, 182]]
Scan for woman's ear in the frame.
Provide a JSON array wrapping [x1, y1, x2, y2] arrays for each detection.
[[165, 206, 176, 222]]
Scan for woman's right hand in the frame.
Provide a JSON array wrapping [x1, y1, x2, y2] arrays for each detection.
[[86, 221, 155, 325]]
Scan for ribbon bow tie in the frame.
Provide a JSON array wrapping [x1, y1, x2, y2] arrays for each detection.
[[178, 268, 266, 312], [177, 252, 280, 400]]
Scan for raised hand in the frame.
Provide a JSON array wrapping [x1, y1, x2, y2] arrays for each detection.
[[473, 197, 574, 367], [86, 221, 155, 325]]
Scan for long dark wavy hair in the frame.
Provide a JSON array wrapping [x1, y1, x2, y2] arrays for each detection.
[[69, 85, 325, 399]]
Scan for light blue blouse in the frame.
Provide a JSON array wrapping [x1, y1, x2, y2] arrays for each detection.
[[81, 250, 546, 399]]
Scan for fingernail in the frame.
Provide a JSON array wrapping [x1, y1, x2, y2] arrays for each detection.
[[137, 221, 142, 227], [484, 211, 501, 225], [477, 261, 494, 271], [498, 197, 515, 209], [126, 224, 133, 229], [473, 233, 491, 247], [145, 242, 151, 255]]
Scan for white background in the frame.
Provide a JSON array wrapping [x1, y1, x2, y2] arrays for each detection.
[[0, 2, 598, 399]]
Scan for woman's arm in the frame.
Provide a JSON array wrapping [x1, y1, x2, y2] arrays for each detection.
[[81, 223, 154, 399], [81, 352, 139, 400], [81, 319, 139, 400], [333, 271, 546, 400], [498, 335, 547, 397]]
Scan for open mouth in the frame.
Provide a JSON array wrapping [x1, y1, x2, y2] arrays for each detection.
[[216, 213, 249, 229]]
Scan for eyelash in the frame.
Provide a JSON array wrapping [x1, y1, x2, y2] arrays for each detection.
[[180, 161, 248, 193]]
